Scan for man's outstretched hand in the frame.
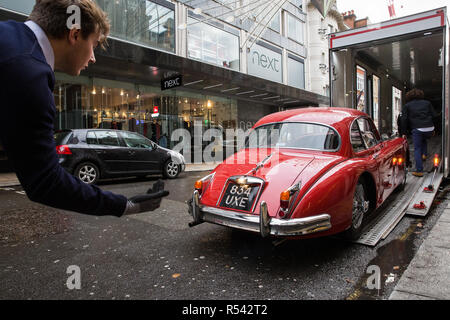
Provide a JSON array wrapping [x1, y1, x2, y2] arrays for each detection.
[[123, 180, 169, 215]]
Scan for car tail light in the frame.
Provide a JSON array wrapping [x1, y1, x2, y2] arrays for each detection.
[[392, 157, 398, 166], [397, 157, 403, 166], [195, 173, 215, 196], [434, 154, 440, 167], [195, 180, 203, 193], [56, 145, 72, 155], [279, 182, 301, 217], [280, 190, 290, 210]]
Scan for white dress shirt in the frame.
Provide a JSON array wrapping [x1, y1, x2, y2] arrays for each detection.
[[24, 20, 55, 71]]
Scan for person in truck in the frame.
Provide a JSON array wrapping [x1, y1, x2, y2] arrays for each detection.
[[400, 88, 438, 177]]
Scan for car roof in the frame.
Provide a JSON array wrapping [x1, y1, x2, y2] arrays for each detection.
[[254, 107, 367, 128]]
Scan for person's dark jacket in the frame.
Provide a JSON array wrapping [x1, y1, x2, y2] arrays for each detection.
[[0, 20, 127, 216], [400, 99, 437, 135]]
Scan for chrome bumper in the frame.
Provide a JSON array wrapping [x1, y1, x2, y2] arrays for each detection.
[[189, 191, 331, 237]]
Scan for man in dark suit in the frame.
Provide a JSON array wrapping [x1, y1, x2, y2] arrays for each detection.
[[0, 0, 168, 216]]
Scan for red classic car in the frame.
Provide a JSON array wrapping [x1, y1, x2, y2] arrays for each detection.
[[188, 107, 408, 240]]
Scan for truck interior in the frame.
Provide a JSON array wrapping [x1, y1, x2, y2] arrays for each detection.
[[329, 9, 448, 245], [330, 9, 446, 175], [354, 29, 443, 173]]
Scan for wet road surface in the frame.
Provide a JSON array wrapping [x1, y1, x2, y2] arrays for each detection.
[[0, 171, 449, 300]]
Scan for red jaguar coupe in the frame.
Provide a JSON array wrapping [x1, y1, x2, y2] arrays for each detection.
[[188, 107, 408, 240]]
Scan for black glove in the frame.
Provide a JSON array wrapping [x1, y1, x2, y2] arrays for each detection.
[[123, 180, 169, 215]]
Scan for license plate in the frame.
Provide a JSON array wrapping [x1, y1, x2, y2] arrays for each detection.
[[219, 182, 260, 212]]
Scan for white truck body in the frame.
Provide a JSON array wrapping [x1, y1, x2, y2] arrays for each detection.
[[329, 7, 449, 176]]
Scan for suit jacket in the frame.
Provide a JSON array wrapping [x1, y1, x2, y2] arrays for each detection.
[[0, 20, 127, 216]]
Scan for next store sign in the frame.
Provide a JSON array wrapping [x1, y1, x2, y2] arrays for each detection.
[[247, 43, 282, 83]]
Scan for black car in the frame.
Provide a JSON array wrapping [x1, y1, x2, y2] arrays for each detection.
[[55, 129, 185, 184]]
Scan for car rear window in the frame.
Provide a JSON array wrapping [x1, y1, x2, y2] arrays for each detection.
[[246, 122, 340, 151], [54, 131, 73, 145]]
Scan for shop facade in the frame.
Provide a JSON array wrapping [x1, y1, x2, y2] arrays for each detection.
[[52, 73, 238, 150], [0, 0, 329, 168]]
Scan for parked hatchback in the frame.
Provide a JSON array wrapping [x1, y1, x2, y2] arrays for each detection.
[[55, 129, 185, 184]]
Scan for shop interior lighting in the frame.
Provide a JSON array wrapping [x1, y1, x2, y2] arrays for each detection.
[[262, 95, 280, 100], [184, 79, 204, 86], [250, 93, 269, 98], [235, 90, 255, 95], [221, 87, 240, 93], [203, 83, 223, 89]]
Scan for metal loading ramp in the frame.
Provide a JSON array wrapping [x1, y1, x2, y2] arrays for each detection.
[[406, 172, 443, 217], [354, 171, 441, 246]]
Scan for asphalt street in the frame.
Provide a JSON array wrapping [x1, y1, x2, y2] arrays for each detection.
[[1, 171, 449, 300]]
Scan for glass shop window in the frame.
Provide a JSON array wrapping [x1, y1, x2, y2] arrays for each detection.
[[187, 18, 240, 70]]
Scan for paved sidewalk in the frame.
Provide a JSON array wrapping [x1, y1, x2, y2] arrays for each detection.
[[0, 172, 19, 187], [389, 202, 450, 300], [184, 162, 219, 172]]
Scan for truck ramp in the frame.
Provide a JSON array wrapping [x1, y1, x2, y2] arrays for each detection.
[[354, 173, 426, 246], [405, 171, 443, 217]]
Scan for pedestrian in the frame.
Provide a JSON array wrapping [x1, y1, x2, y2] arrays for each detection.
[[0, 0, 168, 216], [400, 88, 438, 177]]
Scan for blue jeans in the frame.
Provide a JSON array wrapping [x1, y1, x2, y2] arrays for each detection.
[[411, 129, 434, 172]]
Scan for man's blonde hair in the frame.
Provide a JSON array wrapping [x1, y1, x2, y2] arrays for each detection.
[[28, 0, 110, 48]]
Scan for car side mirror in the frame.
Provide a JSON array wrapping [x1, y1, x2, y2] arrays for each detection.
[[381, 133, 389, 141]]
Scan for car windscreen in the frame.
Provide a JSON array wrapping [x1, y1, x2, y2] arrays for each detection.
[[54, 131, 73, 145], [246, 122, 340, 151]]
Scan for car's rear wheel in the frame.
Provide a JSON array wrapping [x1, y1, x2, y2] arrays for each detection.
[[344, 179, 370, 240], [162, 160, 180, 179], [74, 162, 99, 185]]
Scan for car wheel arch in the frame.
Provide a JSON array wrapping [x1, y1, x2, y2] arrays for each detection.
[[357, 171, 377, 211], [289, 164, 376, 234]]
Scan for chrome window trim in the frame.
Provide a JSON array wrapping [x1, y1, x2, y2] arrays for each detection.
[[350, 116, 382, 152]]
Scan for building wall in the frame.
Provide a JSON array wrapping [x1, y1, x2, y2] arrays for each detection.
[[306, 1, 340, 97], [0, 0, 311, 92]]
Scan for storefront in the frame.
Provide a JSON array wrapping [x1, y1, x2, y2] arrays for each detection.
[[53, 74, 238, 150], [0, 0, 329, 169]]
